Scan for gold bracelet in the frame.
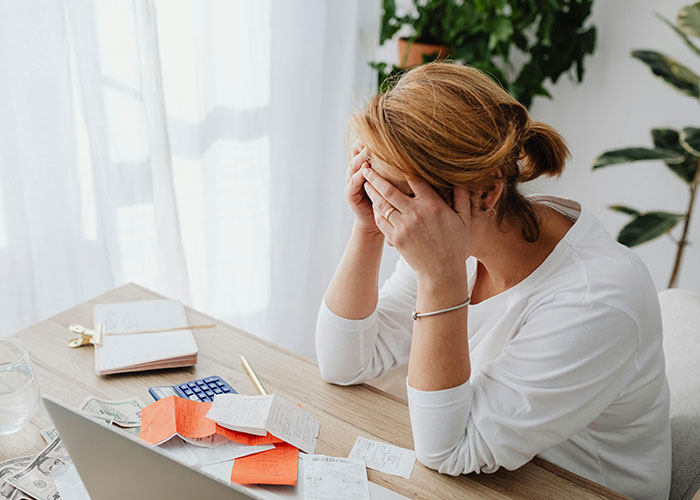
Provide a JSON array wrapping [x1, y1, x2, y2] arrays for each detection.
[[412, 297, 471, 321]]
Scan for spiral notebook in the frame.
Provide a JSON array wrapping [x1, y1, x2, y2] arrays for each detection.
[[93, 299, 198, 376]]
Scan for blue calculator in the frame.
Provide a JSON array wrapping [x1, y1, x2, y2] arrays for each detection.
[[148, 375, 237, 402]]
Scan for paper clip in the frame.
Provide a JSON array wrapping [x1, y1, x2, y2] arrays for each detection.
[[67, 323, 104, 348]]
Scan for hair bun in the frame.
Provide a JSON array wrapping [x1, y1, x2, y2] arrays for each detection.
[[518, 121, 569, 182]]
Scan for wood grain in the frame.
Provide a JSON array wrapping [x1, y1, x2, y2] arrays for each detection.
[[0, 283, 632, 499]]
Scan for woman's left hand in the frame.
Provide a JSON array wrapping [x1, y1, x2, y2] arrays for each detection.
[[362, 165, 472, 281]]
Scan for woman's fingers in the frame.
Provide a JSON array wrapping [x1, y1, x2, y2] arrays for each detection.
[[346, 168, 367, 200], [348, 147, 370, 180], [363, 181, 398, 222], [373, 205, 395, 242], [405, 177, 439, 200], [351, 139, 363, 158], [452, 186, 470, 217], [362, 166, 410, 212]]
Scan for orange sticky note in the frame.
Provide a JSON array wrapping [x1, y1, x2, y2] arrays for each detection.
[[216, 425, 284, 446], [230, 443, 299, 485], [139, 396, 216, 445]]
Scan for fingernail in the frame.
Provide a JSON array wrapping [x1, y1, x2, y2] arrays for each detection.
[[362, 167, 370, 177]]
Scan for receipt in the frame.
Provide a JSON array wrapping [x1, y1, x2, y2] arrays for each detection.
[[304, 455, 370, 500], [348, 436, 416, 479]]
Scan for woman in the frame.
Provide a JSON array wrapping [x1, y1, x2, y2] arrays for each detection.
[[315, 62, 670, 500]]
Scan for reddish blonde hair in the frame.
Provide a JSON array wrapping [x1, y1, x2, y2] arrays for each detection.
[[350, 62, 570, 242]]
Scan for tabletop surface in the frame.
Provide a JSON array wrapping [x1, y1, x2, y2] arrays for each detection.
[[1, 283, 632, 500]]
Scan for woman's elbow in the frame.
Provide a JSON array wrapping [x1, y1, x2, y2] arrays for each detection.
[[318, 362, 357, 386]]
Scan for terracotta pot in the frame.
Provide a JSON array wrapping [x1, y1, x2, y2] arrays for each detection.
[[397, 38, 450, 68]]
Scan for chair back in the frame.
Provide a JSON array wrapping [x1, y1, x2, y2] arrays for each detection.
[[659, 288, 700, 500]]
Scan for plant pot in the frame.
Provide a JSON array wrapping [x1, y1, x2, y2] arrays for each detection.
[[397, 38, 450, 68]]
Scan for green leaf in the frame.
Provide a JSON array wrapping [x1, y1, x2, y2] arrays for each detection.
[[680, 127, 700, 157], [609, 205, 641, 217], [631, 50, 700, 98], [617, 211, 685, 247], [656, 13, 700, 57], [592, 147, 685, 169], [651, 128, 700, 183], [678, 2, 700, 38]]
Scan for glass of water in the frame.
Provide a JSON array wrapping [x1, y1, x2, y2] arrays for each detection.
[[0, 339, 40, 435]]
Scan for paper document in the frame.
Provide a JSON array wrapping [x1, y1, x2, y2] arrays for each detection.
[[303, 455, 370, 500], [139, 396, 216, 445], [94, 300, 198, 375], [230, 442, 299, 486], [348, 437, 416, 479], [157, 435, 274, 468], [216, 425, 284, 446], [207, 394, 320, 454]]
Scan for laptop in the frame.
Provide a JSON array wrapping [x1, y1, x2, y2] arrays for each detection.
[[43, 396, 262, 500]]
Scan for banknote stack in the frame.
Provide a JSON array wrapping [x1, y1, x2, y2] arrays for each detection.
[[0, 396, 146, 500]]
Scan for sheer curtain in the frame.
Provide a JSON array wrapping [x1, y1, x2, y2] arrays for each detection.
[[0, 0, 379, 360]]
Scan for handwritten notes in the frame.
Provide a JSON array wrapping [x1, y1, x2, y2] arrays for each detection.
[[207, 394, 320, 454], [93, 300, 198, 375], [348, 437, 416, 479], [230, 443, 299, 485], [215, 425, 284, 446], [139, 396, 216, 445], [304, 455, 370, 500]]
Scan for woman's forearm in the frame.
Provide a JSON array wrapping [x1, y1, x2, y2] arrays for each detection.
[[407, 269, 471, 391], [324, 223, 385, 319]]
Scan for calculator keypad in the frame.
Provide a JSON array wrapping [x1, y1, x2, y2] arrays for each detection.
[[175, 376, 235, 402]]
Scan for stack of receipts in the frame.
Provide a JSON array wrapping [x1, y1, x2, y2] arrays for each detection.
[[139, 393, 321, 486], [94, 300, 198, 375], [206, 394, 320, 455]]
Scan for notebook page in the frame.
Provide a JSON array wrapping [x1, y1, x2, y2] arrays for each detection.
[[94, 300, 198, 374]]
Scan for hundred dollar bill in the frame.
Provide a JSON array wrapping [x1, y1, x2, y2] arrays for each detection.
[[40, 426, 59, 445], [0, 456, 34, 500], [78, 396, 145, 428], [6, 437, 70, 500]]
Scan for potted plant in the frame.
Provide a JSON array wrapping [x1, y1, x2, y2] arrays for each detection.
[[372, 0, 597, 109], [592, 2, 700, 289]]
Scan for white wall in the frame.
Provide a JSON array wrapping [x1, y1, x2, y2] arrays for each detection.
[[529, 0, 699, 293], [376, 0, 700, 293]]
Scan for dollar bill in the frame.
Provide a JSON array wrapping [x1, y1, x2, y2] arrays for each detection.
[[78, 396, 145, 428], [0, 456, 34, 500], [40, 426, 59, 445], [6, 438, 70, 500]]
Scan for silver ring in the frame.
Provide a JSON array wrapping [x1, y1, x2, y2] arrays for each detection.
[[384, 207, 396, 221]]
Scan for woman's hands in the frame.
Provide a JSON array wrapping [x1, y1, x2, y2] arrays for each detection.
[[362, 165, 472, 281], [345, 140, 382, 237]]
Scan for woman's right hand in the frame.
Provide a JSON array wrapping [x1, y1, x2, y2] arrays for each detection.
[[345, 140, 382, 236]]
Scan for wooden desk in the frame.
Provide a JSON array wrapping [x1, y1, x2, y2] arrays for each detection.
[[1, 284, 630, 499]]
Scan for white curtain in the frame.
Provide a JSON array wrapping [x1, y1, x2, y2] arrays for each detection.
[[0, 0, 380, 360]]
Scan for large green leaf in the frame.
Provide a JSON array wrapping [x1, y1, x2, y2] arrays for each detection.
[[609, 205, 641, 217], [680, 127, 700, 157], [651, 128, 700, 183], [631, 50, 700, 98], [678, 2, 700, 38], [617, 211, 685, 247], [592, 147, 685, 169], [657, 13, 700, 57]]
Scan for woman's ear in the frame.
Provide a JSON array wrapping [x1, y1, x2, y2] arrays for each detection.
[[479, 182, 504, 211]]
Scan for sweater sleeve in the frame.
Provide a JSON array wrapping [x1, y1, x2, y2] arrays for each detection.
[[315, 257, 417, 385], [407, 299, 639, 474]]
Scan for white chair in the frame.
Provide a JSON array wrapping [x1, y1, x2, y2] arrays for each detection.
[[660, 288, 700, 500]]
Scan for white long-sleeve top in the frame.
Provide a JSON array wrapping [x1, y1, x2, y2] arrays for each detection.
[[316, 196, 671, 500]]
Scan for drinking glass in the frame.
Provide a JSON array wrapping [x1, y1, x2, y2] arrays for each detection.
[[0, 339, 40, 435]]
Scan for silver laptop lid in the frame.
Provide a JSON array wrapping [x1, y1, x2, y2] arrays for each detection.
[[43, 395, 262, 500]]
